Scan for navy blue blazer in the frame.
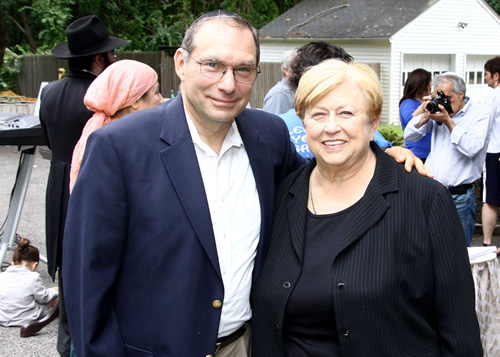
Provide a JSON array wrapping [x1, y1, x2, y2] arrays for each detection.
[[62, 94, 305, 356], [251, 143, 482, 357]]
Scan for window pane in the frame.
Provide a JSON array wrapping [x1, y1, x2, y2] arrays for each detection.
[[477, 71, 483, 84], [469, 72, 475, 85]]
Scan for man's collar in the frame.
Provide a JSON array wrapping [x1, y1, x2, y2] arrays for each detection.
[[184, 107, 243, 156], [454, 97, 470, 117], [67, 69, 98, 79]]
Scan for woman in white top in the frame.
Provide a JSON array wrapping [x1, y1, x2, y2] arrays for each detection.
[[482, 56, 500, 247]]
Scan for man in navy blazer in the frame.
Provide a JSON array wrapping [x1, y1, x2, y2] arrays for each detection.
[[63, 10, 305, 356]]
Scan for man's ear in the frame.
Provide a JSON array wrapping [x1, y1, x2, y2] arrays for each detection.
[[90, 54, 105, 75], [174, 48, 186, 82], [284, 67, 291, 80]]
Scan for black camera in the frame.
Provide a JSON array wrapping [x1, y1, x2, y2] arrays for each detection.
[[426, 89, 453, 114]]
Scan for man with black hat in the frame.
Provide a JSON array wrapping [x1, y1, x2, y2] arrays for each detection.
[[38, 15, 128, 357]]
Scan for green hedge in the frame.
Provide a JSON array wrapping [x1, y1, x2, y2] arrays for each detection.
[[378, 124, 404, 147]]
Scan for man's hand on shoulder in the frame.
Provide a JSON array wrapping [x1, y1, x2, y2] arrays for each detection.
[[384, 146, 434, 178]]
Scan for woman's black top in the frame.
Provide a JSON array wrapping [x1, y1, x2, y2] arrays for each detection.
[[283, 201, 361, 357]]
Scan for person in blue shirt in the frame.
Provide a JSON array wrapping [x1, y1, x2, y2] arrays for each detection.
[[399, 68, 432, 161]]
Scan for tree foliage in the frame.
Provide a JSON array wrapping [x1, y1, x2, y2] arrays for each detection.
[[487, 0, 500, 13], [0, 0, 298, 91], [1, 0, 296, 55], [3, 0, 496, 92]]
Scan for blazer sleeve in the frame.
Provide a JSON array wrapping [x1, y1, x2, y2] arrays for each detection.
[[39, 88, 52, 150], [63, 130, 128, 356], [428, 184, 482, 356]]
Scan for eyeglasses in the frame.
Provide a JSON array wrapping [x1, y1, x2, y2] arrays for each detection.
[[187, 52, 260, 84]]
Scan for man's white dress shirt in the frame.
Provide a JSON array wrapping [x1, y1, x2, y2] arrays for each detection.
[[186, 112, 261, 337]]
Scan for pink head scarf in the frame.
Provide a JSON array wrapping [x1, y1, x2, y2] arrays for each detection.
[[70, 60, 158, 192], [84, 59, 158, 125]]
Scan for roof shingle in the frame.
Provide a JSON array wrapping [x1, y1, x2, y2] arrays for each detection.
[[259, 0, 440, 39]]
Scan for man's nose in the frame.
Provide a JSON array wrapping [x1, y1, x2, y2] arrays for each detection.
[[218, 69, 237, 92]]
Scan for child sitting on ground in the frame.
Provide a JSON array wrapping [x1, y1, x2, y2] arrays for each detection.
[[0, 238, 59, 337]]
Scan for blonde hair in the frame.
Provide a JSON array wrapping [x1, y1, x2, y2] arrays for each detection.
[[294, 59, 383, 120]]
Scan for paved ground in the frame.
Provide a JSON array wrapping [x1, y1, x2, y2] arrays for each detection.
[[0, 144, 499, 357], [0, 145, 59, 357]]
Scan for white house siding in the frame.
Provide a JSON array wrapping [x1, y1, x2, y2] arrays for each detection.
[[260, 39, 392, 122], [389, 0, 500, 125], [466, 54, 497, 102], [259, 40, 305, 62]]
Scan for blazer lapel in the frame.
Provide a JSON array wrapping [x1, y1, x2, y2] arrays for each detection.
[[340, 143, 399, 252], [236, 111, 273, 223], [158, 95, 221, 277], [287, 161, 315, 263], [236, 111, 275, 276]]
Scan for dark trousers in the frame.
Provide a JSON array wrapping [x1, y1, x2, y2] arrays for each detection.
[[57, 269, 72, 357]]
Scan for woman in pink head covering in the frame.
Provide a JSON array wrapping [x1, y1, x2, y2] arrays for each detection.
[[70, 59, 164, 192]]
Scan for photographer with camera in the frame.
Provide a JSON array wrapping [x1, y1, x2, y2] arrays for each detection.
[[404, 72, 491, 246]]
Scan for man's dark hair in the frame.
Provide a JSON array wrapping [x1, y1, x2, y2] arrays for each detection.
[[68, 55, 96, 71], [68, 52, 114, 72], [289, 41, 353, 90], [485, 56, 500, 76]]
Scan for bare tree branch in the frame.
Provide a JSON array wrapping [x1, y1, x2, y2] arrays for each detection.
[[287, 4, 349, 34], [7, 15, 25, 34], [0, 13, 9, 71], [20, 9, 38, 53]]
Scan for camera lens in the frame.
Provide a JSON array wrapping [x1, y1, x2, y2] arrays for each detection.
[[426, 101, 439, 113]]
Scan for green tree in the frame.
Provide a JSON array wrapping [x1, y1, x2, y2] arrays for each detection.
[[487, 0, 500, 14], [25, 0, 74, 52], [0, 0, 297, 92], [2, 0, 295, 53]]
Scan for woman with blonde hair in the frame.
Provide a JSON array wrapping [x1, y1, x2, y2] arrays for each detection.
[[251, 59, 482, 356], [69, 59, 164, 192]]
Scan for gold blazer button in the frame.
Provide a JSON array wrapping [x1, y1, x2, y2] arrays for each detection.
[[212, 300, 222, 308]]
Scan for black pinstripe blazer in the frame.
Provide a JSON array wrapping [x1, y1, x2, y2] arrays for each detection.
[[251, 143, 482, 357]]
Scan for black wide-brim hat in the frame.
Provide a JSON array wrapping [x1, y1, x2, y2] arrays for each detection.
[[52, 15, 129, 59]]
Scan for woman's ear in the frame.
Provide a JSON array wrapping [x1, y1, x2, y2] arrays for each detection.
[[370, 117, 381, 140], [494, 72, 500, 84], [130, 100, 141, 111]]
